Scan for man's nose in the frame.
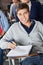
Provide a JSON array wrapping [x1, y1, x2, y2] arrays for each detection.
[[22, 14, 25, 18]]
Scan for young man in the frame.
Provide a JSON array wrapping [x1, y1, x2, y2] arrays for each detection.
[[0, 3, 43, 65], [20, 0, 43, 24]]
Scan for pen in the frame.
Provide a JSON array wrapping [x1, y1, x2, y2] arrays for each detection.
[[8, 40, 16, 45], [8, 40, 13, 43]]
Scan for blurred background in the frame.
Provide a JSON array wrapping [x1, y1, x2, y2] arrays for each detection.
[[0, 0, 43, 11]]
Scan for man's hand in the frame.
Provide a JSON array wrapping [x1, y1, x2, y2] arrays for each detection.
[[8, 41, 16, 49]]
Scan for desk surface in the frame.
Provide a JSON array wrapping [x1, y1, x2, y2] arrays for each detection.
[[8, 53, 38, 59]]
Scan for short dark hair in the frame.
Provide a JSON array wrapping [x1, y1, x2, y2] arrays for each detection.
[[16, 3, 29, 13]]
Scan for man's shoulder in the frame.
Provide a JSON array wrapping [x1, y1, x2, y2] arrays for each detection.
[[11, 22, 19, 27], [34, 20, 43, 27]]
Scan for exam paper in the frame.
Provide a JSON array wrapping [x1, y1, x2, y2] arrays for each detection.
[[7, 45, 32, 57]]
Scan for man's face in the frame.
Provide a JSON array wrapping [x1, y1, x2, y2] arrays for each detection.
[[20, 0, 30, 3], [17, 9, 30, 24]]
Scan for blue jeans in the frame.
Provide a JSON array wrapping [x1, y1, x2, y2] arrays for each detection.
[[0, 48, 3, 65], [21, 54, 43, 65]]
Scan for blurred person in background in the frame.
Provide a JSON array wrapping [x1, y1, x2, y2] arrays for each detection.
[[0, 8, 10, 38], [0, 7, 10, 65], [20, 0, 43, 24], [9, 0, 20, 24]]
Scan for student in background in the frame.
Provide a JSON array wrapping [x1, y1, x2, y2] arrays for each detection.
[[9, 0, 20, 23], [0, 9, 10, 38], [20, 0, 43, 24], [0, 3, 43, 65], [0, 7, 10, 65]]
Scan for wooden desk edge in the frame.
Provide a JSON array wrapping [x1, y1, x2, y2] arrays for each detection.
[[8, 53, 38, 59]]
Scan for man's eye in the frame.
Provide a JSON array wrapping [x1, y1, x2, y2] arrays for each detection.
[[24, 12, 27, 14], [19, 14, 21, 16]]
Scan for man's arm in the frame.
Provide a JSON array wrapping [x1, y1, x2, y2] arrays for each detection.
[[0, 25, 16, 49], [38, 22, 43, 40]]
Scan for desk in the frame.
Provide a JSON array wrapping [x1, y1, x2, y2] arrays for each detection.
[[8, 53, 37, 59], [7, 53, 38, 65], [7, 46, 37, 65]]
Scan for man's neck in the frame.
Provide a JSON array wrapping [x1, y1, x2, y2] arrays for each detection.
[[26, 21, 32, 28], [22, 20, 32, 28]]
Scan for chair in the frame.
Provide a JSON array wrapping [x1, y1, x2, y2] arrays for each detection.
[[3, 49, 15, 65]]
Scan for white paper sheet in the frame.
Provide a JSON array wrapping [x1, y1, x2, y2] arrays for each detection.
[[7, 45, 32, 57]]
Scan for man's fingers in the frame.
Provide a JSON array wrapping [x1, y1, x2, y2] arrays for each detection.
[[12, 41, 16, 46], [8, 43, 16, 49]]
